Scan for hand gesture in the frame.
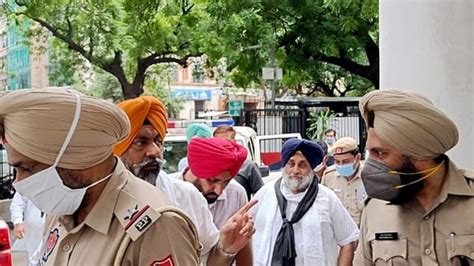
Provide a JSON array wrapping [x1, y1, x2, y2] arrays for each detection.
[[218, 199, 258, 254]]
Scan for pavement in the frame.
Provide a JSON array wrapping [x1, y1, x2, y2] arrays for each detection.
[[13, 251, 28, 265]]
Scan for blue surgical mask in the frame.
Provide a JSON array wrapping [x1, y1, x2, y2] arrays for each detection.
[[336, 163, 356, 177]]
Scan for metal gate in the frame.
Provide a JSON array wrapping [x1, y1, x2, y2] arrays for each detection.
[[237, 108, 307, 137], [234, 98, 368, 154]]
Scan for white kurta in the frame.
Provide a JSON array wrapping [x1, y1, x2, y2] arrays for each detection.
[[252, 179, 359, 266], [170, 171, 248, 229], [156, 171, 219, 258], [10, 192, 45, 258]]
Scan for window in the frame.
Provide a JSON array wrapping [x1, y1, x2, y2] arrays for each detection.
[[195, 100, 205, 112]]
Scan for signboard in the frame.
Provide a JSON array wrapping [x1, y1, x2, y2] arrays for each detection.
[[228, 100, 244, 117], [171, 88, 212, 100], [262, 67, 283, 80]]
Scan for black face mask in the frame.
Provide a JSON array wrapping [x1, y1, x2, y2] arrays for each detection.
[[361, 157, 443, 205], [389, 158, 423, 205]]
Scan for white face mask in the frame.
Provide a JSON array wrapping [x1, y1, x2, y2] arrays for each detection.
[[13, 92, 112, 215]]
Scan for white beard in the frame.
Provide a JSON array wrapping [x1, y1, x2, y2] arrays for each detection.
[[282, 171, 314, 192]]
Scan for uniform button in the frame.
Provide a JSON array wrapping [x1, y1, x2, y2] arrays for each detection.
[[471, 252, 474, 257], [63, 244, 71, 252], [424, 249, 431, 255], [423, 215, 430, 220]]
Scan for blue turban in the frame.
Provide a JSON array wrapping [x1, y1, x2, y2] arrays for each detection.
[[186, 123, 213, 141], [281, 139, 324, 169]]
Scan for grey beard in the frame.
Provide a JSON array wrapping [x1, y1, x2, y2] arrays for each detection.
[[130, 158, 163, 186], [282, 171, 314, 192]]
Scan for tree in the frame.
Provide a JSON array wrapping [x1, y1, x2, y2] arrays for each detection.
[[71, 65, 184, 118], [205, 0, 378, 96], [4, 0, 214, 99]]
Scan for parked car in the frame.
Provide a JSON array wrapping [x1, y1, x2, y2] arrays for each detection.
[[0, 147, 14, 200], [163, 125, 301, 183], [0, 220, 12, 265]]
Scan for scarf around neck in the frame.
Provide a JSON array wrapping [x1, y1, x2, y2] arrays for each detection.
[[271, 177, 319, 266]]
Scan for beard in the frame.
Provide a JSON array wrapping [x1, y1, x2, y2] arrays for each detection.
[[127, 158, 163, 186], [390, 157, 425, 205], [192, 180, 219, 204], [282, 171, 314, 193]]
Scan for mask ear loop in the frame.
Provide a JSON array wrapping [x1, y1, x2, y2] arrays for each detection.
[[394, 160, 445, 189], [387, 162, 442, 175], [52, 91, 82, 167]]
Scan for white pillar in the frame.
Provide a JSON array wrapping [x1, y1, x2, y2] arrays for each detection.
[[380, 0, 474, 168]]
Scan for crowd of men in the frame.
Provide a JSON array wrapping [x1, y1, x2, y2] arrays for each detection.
[[1, 87, 472, 266]]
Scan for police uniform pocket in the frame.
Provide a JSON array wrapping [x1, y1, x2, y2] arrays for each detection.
[[371, 238, 408, 266], [445, 234, 474, 265]]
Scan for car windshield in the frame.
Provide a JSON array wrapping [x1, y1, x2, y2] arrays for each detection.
[[163, 140, 188, 173]]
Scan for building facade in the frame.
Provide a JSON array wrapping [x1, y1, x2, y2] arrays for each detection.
[[170, 63, 265, 120]]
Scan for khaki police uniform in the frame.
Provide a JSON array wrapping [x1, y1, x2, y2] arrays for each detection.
[[355, 160, 474, 266], [40, 159, 200, 266], [321, 162, 366, 227]]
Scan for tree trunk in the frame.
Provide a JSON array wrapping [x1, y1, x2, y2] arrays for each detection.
[[121, 81, 144, 100]]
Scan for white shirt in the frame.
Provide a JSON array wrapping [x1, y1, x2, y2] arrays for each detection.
[[156, 171, 219, 258], [208, 179, 248, 229], [10, 192, 45, 258], [171, 171, 248, 229], [252, 178, 359, 266]]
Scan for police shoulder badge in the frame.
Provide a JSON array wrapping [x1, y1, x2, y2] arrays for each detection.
[[42, 228, 60, 262], [151, 255, 174, 266]]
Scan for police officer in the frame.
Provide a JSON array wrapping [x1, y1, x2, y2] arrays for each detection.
[[321, 137, 366, 226], [355, 90, 474, 265], [0, 88, 199, 265]]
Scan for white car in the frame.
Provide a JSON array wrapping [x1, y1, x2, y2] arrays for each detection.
[[163, 126, 301, 183]]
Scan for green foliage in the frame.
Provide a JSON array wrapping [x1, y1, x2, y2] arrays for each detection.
[[306, 109, 336, 140], [143, 64, 184, 119], [204, 0, 379, 96], [3, 0, 378, 99], [88, 71, 124, 102], [4, 0, 219, 98]]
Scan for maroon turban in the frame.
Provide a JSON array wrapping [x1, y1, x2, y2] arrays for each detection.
[[188, 137, 248, 179]]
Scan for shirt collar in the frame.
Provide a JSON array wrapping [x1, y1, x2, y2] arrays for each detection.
[[443, 160, 474, 197], [425, 159, 474, 215], [84, 157, 128, 235]]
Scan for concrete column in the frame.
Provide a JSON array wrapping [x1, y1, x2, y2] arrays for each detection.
[[380, 0, 474, 168]]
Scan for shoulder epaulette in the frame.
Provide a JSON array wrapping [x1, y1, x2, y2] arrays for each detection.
[[114, 190, 162, 241], [322, 165, 337, 175], [325, 168, 336, 174], [460, 169, 474, 180]]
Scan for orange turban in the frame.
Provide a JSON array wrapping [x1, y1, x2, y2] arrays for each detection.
[[113, 96, 167, 156], [188, 137, 248, 179]]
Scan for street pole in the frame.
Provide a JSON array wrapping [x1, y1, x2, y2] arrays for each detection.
[[270, 46, 276, 109]]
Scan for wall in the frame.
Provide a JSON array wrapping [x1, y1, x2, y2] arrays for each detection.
[[380, 0, 473, 168]]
